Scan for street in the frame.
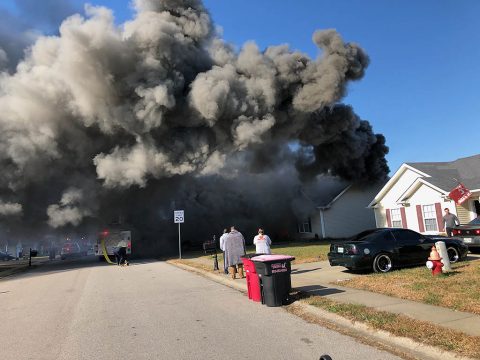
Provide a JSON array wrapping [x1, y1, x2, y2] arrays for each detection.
[[0, 258, 402, 360]]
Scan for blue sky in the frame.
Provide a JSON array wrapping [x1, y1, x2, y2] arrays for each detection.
[[2, 0, 479, 174]]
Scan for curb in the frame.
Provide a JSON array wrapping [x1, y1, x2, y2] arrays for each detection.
[[0, 264, 29, 280], [288, 302, 473, 360], [169, 260, 475, 360], [0, 258, 51, 280]]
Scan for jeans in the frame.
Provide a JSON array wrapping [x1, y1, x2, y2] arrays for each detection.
[[115, 247, 127, 265]]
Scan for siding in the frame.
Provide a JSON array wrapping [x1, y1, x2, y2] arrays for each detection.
[[404, 183, 444, 232], [321, 185, 378, 238], [379, 168, 423, 207], [456, 202, 473, 224], [400, 183, 454, 234], [310, 211, 322, 238], [376, 179, 459, 235], [374, 207, 386, 227]]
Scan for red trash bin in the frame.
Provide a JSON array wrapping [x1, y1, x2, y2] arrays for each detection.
[[241, 255, 262, 302]]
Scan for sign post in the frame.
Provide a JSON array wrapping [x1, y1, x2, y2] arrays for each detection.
[[174, 210, 184, 259]]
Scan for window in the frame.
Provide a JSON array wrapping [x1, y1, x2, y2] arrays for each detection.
[[298, 218, 312, 233], [391, 208, 402, 228], [422, 204, 438, 231]]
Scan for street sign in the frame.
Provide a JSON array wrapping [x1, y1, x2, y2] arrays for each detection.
[[174, 210, 184, 223], [174, 210, 184, 259]]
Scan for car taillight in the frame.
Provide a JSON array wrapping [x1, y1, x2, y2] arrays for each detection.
[[475, 230, 480, 235], [345, 245, 358, 255], [452, 229, 459, 235]]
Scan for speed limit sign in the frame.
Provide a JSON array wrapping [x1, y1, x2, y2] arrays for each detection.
[[174, 210, 184, 223]]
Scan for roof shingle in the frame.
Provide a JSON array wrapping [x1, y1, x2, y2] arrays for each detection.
[[406, 154, 480, 191]]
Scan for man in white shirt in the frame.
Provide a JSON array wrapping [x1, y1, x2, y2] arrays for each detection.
[[219, 228, 228, 274]]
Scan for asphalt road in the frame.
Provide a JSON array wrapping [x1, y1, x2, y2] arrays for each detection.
[[0, 258, 402, 360]]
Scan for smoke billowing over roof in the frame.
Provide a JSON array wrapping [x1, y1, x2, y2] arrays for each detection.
[[0, 0, 388, 254]]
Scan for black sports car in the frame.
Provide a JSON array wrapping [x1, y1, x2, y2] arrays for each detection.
[[453, 217, 480, 253], [328, 228, 468, 273]]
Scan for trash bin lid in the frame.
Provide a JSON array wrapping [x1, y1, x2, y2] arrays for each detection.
[[251, 254, 295, 262], [241, 253, 265, 260]]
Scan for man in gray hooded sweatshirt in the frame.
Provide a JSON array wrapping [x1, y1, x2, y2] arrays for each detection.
[[443, 208, 460, 237], [224, 226, 246, 279]]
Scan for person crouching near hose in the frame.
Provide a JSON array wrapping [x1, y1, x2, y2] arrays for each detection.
[[114, 239, 129, 266], [224, 226, 246, 279]]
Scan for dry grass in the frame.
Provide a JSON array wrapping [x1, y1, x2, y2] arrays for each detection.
[[337, 260, 480, 315], [303, 295, 480, 359], [169, 258, 224, 274]]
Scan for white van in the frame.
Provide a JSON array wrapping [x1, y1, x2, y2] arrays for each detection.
[[95, 229, 132, 260]]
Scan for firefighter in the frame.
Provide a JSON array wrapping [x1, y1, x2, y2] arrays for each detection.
[[114, 239, 128, 266]]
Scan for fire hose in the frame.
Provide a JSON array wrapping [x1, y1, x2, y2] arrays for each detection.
[[100, 237, 115, 265]]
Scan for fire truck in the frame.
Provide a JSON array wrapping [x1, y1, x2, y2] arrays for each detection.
[[95, 227, 132, 261]]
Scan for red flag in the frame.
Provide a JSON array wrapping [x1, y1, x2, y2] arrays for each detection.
[[448, 183, 472, 205]]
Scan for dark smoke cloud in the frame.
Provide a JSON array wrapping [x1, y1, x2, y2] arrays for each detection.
[[0, 0, 388, 255]]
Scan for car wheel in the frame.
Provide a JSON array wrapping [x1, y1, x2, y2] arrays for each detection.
[[447, 246, 460, 263], [373, 253, 393, 273]]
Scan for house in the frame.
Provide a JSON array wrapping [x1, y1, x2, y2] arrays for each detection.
[[368, 154, 480, 234], [296, 176, 385, 239]]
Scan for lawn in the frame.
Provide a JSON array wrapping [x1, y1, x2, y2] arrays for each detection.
[[180, 241, 330, 267], [337, 260, 480, 315], [269, 242, 330, 263]]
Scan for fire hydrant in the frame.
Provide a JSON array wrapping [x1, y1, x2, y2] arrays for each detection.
[[426, 246, 443, 276]]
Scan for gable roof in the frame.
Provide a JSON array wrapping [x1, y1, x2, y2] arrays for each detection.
[[406, 154, 480, 192], [301, 175, 387, 210], [368, 164, 425, 207], [300, 175, 350, 208], [369, 154, 480, 207], [396, 177, 449, 203]]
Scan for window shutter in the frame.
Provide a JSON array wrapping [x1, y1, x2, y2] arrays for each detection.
[[435, 203, 444, 231], [400, 207, 408, 229], [386, 209, 392, 227], [416, 205, 425, 232]]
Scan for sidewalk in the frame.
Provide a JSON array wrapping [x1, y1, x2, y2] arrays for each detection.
[[179, 256, 480, 337]]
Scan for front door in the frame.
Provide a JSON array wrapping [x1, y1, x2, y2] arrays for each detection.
[[473, 200, 480, 217]]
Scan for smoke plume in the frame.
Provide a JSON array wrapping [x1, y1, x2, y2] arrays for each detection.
[[0, 0, 388, 255], [0, 201, 23, 216]]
